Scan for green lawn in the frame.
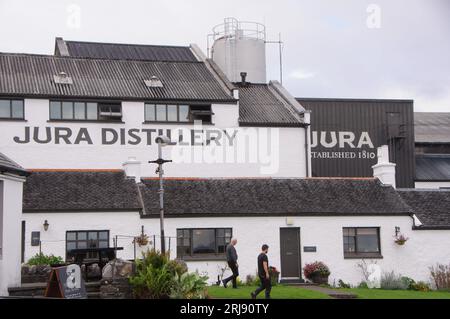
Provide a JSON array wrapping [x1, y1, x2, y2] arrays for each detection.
[[207, 285, 450, 299], [207, 285, 330, 299], [341, 288, 450, 299]]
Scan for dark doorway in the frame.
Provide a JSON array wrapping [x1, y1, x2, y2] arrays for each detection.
[[21, 220, 26, 263], [280, 227, 301, 280]]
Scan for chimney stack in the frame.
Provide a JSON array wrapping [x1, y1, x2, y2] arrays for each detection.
[[240, 72, 247, 85], [123, 157, 141, 183], [372, 145, 396, 188]]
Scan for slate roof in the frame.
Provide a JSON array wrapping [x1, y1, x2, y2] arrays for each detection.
[[140, 178, 411, 217], [0, 152, 29, 176], [397, 189, 450, 229], [0, 53, 234, 102], [415, 112, 450, 143], [22, 171, 141, 212], [416, 154, 450, 181], [238, 84, 305, 127], [61, 40, 198, 62]]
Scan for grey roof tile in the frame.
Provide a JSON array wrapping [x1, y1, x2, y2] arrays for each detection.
[[415, 112, 450, 143], [398, 189, 450, 228]]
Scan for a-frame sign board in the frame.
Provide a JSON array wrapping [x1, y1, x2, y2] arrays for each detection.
[[44, 265, 87, 299]]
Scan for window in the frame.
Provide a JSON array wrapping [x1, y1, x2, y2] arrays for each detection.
[[66, 230, 109, 260], [50, 101, 122, 121], [177, 228, 232, 260], [343, 227, 381, 258], [145, 103, 213, 123], [0, 99, 24, 120]]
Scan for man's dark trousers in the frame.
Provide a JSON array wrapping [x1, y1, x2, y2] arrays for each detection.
[[254, 276, 271, 298], [223, 261, 239, 288]]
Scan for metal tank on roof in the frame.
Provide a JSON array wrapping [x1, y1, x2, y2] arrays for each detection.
[[210, 17, 266, 84]]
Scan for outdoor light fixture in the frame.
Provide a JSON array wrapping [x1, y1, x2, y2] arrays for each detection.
[[149, 135, 176, 255], [43, 220, 49, 231], [395, 226, 400, 237]]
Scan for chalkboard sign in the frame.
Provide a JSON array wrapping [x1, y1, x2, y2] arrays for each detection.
[[31, 231, 40, 246], [44, 264, 87, 299], [303, 246, 317, 252]]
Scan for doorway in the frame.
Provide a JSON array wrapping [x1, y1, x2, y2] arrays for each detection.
[[280, 227, 302, 280]]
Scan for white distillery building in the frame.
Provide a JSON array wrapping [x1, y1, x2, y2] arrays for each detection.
[[1, 20, 450, 295]]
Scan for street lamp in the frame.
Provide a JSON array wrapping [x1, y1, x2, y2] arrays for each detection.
[[149, 135, 176, 255]]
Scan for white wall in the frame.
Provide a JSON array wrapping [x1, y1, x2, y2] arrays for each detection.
[[0, 99, 307, 178], [0, 174, 25, 296], [415, 181, 450, 189], [22, 212, 450, 286]]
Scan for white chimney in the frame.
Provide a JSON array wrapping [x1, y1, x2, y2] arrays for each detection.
[[372, 145, 396, 188], [122, 157, 141, 183]]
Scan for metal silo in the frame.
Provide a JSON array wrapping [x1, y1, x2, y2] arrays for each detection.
[[209, 17, 267, 84]]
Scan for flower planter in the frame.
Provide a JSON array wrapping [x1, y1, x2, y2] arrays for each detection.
[[310, 273, 329, 285]]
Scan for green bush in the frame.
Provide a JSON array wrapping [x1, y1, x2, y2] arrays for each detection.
[[129, 261, 174, 299], [357, 281, 369, 289], [170, 272, 208, 299], [166, 259, 188, 277], [401, 276, 416, 290], [338, 279, 351, 289], [26, 253, 64, 266], [380, 271, 408, 290], [410, 281, 431, 292]]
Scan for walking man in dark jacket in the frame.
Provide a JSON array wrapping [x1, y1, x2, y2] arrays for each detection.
[[251, 244, 271, 299], [223, 238, 239, 288]]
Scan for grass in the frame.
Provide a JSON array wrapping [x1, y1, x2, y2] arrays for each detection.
[[341, 288, 450, 299], [207, 285, 331, 299]]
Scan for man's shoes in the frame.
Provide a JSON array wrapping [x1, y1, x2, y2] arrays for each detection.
[[222, 280, 227, 288], [250, 292, 256, 299]]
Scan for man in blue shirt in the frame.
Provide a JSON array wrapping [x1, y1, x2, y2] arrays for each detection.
[[223, 238, 239, 288]]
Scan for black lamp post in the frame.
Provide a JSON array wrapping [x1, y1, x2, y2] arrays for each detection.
[[149, 136, 176, 255]]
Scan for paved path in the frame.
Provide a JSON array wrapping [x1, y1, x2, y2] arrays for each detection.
[[298, 285, 357, 299]]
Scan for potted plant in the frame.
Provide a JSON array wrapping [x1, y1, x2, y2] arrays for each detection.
[[133, 234, 149, 247], [394, 234, 409, 245], [303, 261, 330, 284]]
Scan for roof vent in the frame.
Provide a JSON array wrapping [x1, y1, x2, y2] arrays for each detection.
[[144, 76, 163, 88], [53, 72, 73, 85]]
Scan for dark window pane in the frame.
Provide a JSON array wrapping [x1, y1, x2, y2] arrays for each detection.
[[67, 242, 76, 251], [179, 105, 189, 122], [88, 240, 98, 248], [77, 232, 87, 240], [0, 100, 10, 118], [74, 102, 85, 119], [87, 103, 98, 120], [145, 104, 156, 121], [177, 229, 183, 238], [225, 229, 232, 237], [156, 104, 166, 121], [99, 231, 108, 240], [183, 230, 190, 238], [88, 232, 98, 240], [356, 229, 379, 253], [62, 102, 73, 119], [50, 101, 61, 119], [183, 238, 190, 246], [167, 105, 177, 121], [99, 241, 108, 248], [77, 241, 87, 249], [217, 229, 225, 237], [11, 100, 24, 118], [67, 232, 76, 241], [192, 229, 215, 254]]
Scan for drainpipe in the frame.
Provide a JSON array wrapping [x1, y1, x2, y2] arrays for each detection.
[[303, 111, 312, 177]]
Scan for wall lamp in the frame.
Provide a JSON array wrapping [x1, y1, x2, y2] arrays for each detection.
[[43, 220, 49, 231]]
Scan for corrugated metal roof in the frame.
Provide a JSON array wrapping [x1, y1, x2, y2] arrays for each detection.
[[62, 40, 198, 62], [0, 152, 29, 176], [0, 53, 234, 102], [416, 154, 450, 181], [238, 84, 304, 127], [415, 112, 450, 143]]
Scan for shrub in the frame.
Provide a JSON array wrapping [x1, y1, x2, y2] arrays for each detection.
[[129, 262, 173, 299], [338, 279, 351, 289], [357, 281, 369, 289], [430, 263, 450, 290], [245, 274, 261, 286], [269, 266, 280, 286], [410, 281, 431, 292], [27, 253, 64, 266], [303, 261, 330, 280], [380, 271, 408, 290], [401, 276, 416, 290], [170, 272, 208, 299], [166, 259, 188, 277]]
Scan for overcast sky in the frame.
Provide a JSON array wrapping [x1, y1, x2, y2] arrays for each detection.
[[0, 0, 449, 112]]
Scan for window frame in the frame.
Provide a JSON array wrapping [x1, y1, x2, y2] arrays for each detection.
[[176, 228, 232, 261], [342, 227, 382, 259], [49, 100, 123, 122], [0, 99, 25, 120], [144, 103, 213, 124], [65, 230, 110, 261]]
